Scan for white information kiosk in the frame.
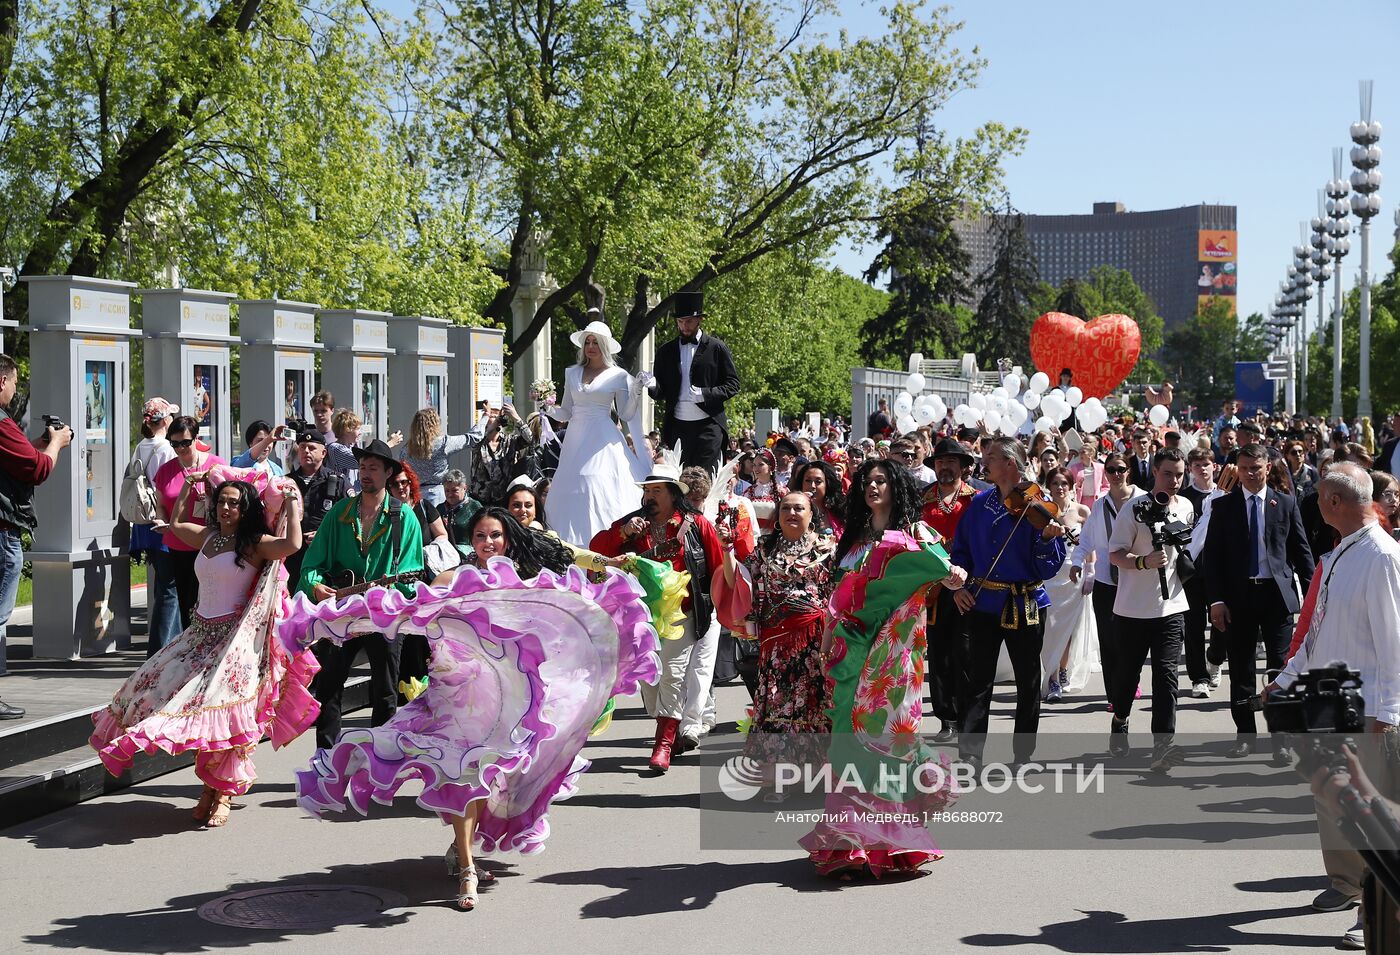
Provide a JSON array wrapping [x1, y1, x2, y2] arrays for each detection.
[[448, 326, 505, 431], [320, 309, 393, 439], [389, 315, 452, 430], [236, 299, 321, 437], [139, 288, 236, 460], [21, 276, 138, 658]]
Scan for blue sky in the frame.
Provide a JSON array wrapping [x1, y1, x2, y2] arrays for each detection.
[[828, 0, 1400, 323]]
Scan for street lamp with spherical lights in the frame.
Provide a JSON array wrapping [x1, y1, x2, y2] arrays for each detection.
[[1349, 80, 1382, 419]]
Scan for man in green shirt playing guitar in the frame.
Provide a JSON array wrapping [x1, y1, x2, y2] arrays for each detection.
[[298, 439, 425, 751]]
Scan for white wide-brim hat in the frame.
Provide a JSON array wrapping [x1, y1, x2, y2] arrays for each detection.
[[637, 462, 689, 495], [570, 319, 622, 356]]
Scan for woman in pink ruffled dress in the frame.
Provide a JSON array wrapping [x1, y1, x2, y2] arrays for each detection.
[[90, 467, 317, 828]]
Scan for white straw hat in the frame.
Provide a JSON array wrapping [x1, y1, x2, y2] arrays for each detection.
[[569, 320, 622, 356]]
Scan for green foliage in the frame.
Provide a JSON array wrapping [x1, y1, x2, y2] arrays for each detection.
[[968, 212, 1039, 368], [1307, 241, 1400, 420], [859, 198, 971, 367], [1161, 299, 1270, 414]]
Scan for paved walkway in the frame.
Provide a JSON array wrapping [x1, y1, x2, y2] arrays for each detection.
[[0, 667, 1354, 954]]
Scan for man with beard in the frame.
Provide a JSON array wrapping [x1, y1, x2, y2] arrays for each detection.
[[591, 460, 723, 772], [920, 438, 980, 742]]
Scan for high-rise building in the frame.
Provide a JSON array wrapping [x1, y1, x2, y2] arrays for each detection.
[[955, 202, 1237, 330]]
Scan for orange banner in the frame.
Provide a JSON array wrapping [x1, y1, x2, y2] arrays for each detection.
[[1198, 230, 1237, 262]]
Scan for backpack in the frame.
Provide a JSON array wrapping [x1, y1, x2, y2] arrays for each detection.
[[120, 448, 163, 524]]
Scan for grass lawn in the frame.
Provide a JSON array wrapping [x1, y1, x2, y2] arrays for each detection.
[[16, 561, 148, 608]]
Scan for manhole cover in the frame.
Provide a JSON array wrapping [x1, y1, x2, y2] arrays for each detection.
[[197, 884, 408, 931]]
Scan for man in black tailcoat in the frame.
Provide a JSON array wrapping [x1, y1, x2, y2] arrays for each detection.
[[640, 292, 740, 472]]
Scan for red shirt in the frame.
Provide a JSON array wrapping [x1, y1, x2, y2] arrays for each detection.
[[591, 509, 724, 612], [920, 480, 977, 543], [0, 418, 54, 486]]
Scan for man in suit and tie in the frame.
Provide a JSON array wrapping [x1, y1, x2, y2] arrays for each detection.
[[1201, 443, 1316, 759], [1127, 427, 1154, 491], [641, 292, 740, 472]]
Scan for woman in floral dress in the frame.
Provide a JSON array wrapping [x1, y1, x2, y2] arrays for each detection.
[[715, 492, 835, 797], [799, 459, 967, 880], [90, 467, 315, 828]]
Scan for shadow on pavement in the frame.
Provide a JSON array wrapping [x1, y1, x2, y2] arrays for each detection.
[[960, 905, 1336, 951], [19, 856, 493, 952]]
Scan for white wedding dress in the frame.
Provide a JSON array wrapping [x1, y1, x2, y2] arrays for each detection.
[[549, 365, 651, 547], [1039, 554, 1100, 697]]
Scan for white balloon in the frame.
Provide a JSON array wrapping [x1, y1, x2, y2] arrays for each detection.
[[893, 391, 914, 417], [1040, 396, 1065, 422], [990, 387, 1008, 400], [897, 414, 917, 434], [1149, 404, 1170, 426], [1003, 374, 1021, 396], [953, 405, 972, 426], [1078, 406, 1103, 431], [914, 393, 933, 408], [1023, 391, 1041, 411], [913, 403, 937, 426], [1029, 372, 1050, 394], [983, 409, 1002, 433], [1066, 386, 1084, 408], [969, 393, 988, 411], [1008, 400, 1028, 427], [931, 398, 947, 422], [1034, 416, 1054, 433], [906, 372, 926, 394], [992, 396, 1008, 414]]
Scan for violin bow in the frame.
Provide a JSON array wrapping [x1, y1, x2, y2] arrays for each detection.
[[969, 504, 1031, 602]]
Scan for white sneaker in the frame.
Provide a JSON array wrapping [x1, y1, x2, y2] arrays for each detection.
[[1191, 681, 1210, 698], [1206, 662, 1222, 688], [1340, 911, 1365, 950]]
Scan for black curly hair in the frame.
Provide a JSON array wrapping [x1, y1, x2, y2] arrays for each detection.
[[209, 480, 266, 569], [791, 460, 847, 528], [834, 459, 922, 565], [465, 506, 575, 579]]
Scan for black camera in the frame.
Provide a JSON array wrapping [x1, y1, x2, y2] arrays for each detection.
[[1133, 492, 1194, 547], [1262, 661, 1366, 746], [285, 416, 310, 435], [41, 414, 65, 431]]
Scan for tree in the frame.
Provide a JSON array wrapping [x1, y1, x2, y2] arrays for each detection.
[[1307, 240, 1400, 420], [968, 211, 1038, 368], [431, 0, 1024, 369], [1161, 299, 1270, 415], [858, 197, 970, 367], [1030, 266, 1166, 384]]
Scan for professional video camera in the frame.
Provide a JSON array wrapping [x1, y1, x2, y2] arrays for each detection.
[[1133, 491, 1195, 598], [1264, 663, 1400, 911], [284, 416, 310, 436]]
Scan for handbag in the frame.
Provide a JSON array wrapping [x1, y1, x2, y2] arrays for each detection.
[[120, 449, 163, 524]]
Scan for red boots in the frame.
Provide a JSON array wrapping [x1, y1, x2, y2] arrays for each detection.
[[649, 717, 680, 773]]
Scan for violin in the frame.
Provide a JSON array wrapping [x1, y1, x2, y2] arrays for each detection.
[[1003, 481, 1061, 531]]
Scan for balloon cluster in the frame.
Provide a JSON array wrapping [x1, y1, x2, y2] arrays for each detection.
[[890, 372, 947, 434]]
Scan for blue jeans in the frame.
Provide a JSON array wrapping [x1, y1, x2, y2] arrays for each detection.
[[0, 527, 24, 676], [145, 549, 183, 657]]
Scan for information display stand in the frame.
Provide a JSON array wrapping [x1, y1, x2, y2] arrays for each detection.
[[320, 309, 393, 439], [448, 326, 505, 430], [138, 288, 236, 460], [20, 276, 138, 658], [389, 315, 451, 430], [236, 299, 322, 443]]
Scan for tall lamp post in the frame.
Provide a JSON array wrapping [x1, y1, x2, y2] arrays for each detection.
[[1293, 238, 1314, 415], [1327, 149, 1353, 421], [1350, 80, 1382, 420], [1310, 201, 1333, 419]]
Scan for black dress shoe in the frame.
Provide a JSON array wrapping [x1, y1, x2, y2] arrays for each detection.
[[0, 697, 25, 720], [1109, 718, 1131, 757], [931, 721, 958, 744], [674, 733, 700, 756], [1226, 739, 1252, 758]]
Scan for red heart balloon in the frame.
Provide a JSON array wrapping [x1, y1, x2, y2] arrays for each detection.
[[1029, 312, 1141, 398]]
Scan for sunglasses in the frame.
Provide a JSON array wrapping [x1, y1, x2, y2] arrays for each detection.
[[896, 450, 918, 460], [170, 439, 194, 449], [1105, 466, 1129, 475], [390, 479, 412, 489]]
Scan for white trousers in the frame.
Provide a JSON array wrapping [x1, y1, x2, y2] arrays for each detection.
[[639, 614, 719, 737]]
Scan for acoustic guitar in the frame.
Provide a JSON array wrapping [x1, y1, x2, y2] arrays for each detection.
[[326, 568, 431, 600]]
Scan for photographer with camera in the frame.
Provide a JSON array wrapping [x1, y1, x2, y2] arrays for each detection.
[[1106, 447, 1194, 773], [1262, 461, 1400, 948], [1202, 444, 1315, 761], [0, 355, 73, 718]]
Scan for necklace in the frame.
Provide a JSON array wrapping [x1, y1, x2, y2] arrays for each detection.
[[775, 532, 814, 558], [210, 531, 235, 551]]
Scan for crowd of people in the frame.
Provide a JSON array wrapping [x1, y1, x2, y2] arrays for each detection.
[[0, 301, 1374, 943]]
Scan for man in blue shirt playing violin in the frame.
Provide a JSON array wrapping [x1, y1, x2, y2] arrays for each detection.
[[950, 435, 1068, 770]]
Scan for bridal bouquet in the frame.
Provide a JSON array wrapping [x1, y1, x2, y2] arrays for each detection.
[[530, 379, 557, 408]]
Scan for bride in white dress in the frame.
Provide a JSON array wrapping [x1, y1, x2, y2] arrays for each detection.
[[1040, 467, 1099, 701], [548, 319, 651, 546]]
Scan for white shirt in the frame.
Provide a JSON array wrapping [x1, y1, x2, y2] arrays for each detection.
[[1278, 522, 1400, 725], [133, 436, 176, 484], [1072, 487, 1145, 576], [675, 330, 708, 422], [1109, 494, 1195, 618], [1187, 484, 1224, 561]]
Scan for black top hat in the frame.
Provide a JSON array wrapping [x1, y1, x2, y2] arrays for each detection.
[[352, 439, 402, 475], [673, 292, 705, 319], [931, 437, 975, 466]]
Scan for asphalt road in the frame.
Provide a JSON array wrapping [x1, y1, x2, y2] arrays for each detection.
[[0, 672, 1359, 954]]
